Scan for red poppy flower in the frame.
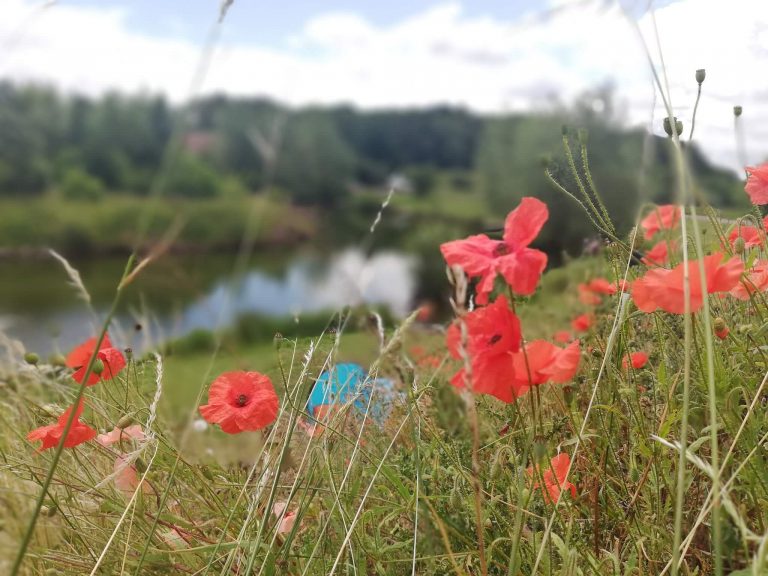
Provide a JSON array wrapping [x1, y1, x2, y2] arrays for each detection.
[[578, 284, 602, 305], [728, 226, 763, 250], [578, 278, 616, 305], [553, 330, 572, 344], [527, 453, 576, 503], [440, 197, 548, 303], [745, 163, 768, 205], [730, 260, 768, 300], [571, 313, 594, 332], [199, 371, 279, 434], [409, 345, 426, 359], [66, 334, 126, 386], [418, 355, 442, 369], [511, 340, 581, 391], [642, 240, 676, 267], [715, 326, 729, 340], [587, 278, 616, 294], [640, 205, 680, 240], [632, 253, 744, 314], [27, 400, 97, 451], [613, 279, 630, 293], [622, 351, 648, 370], [446, 296, 522, 402]]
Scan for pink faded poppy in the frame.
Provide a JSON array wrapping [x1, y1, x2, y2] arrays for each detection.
[[632, 253, 744, 314], [729, 226, 763, 250], [27, 400, 96, 451], [66, 334, 126, 386], [642, 240, 677, 267], [273, 502, 298, 535], [730, 260, 768, 300], [622, 351, 648, 370], [510, 340, 581, 393], [440, 197, 548, 303], [571, 313, 594, 332], [745, 163, 768, 205], [114, 455, 153, 496], [97, 424, 145, 447], [199, 371, 279, 434], [640, 205, 680, 240], [446, 296, 523, 403], [527, 453, 576, 503]]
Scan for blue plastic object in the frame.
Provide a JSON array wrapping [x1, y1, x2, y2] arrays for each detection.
[[305, 363, 399, 423]]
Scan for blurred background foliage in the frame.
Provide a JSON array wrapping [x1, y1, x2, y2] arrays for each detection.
[[0, 81, 744, 259]]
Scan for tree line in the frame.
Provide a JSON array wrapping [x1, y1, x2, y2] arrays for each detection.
[[0, 81, 744, 240]]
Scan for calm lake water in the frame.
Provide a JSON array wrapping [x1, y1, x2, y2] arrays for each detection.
[[0, 248, 416, 356]]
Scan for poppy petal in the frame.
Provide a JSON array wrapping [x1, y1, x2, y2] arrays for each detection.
[[503, 197, 549, 248]]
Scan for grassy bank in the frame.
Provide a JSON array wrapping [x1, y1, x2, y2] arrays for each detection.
[[0, 194, 316, 255]]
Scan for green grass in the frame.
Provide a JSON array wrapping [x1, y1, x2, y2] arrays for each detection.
[[4, 234, 768, 574], [0, 194, 315, 254]]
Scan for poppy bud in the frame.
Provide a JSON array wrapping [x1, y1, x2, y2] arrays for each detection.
[[695, 69, 706, 84], [92, 358, 104, 375], [663, 116, 683, 137], [714, 317, 727, 332], [24, 352, 39, 365], [201, 465, 214, 481], [49, 353, 66, 367], [734, 236, 746, 254], [578, 128, 589, 145], [533, 441, 547, 464], [734, 105, 743, 117], [134, 457, 147, 473], [629, 466, 640, 483], [117, 414, 135, 429], [539, 153, 552, 169], [561, 124, 569, 136], [563, 385, 574, 405], [124, 348, 133, 361]]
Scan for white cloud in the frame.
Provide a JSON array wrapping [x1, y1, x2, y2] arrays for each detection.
[[0, 0, 766, 171]]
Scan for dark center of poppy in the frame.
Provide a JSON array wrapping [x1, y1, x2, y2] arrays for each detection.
[[493, 244, 510, 257], [236, 394, 248, 407], [488, 333, 502, 346]]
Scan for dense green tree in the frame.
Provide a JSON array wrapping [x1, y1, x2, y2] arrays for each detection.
[[274, 111, 355, 206]]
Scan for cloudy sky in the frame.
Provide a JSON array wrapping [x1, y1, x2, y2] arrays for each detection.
[[1, 0, 766, 172]]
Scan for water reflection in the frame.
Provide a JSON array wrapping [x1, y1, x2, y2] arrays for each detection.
[[0, 248, 416, 356]]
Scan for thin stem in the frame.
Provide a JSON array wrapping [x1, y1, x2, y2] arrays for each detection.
[[688, 82, 702, 141]]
